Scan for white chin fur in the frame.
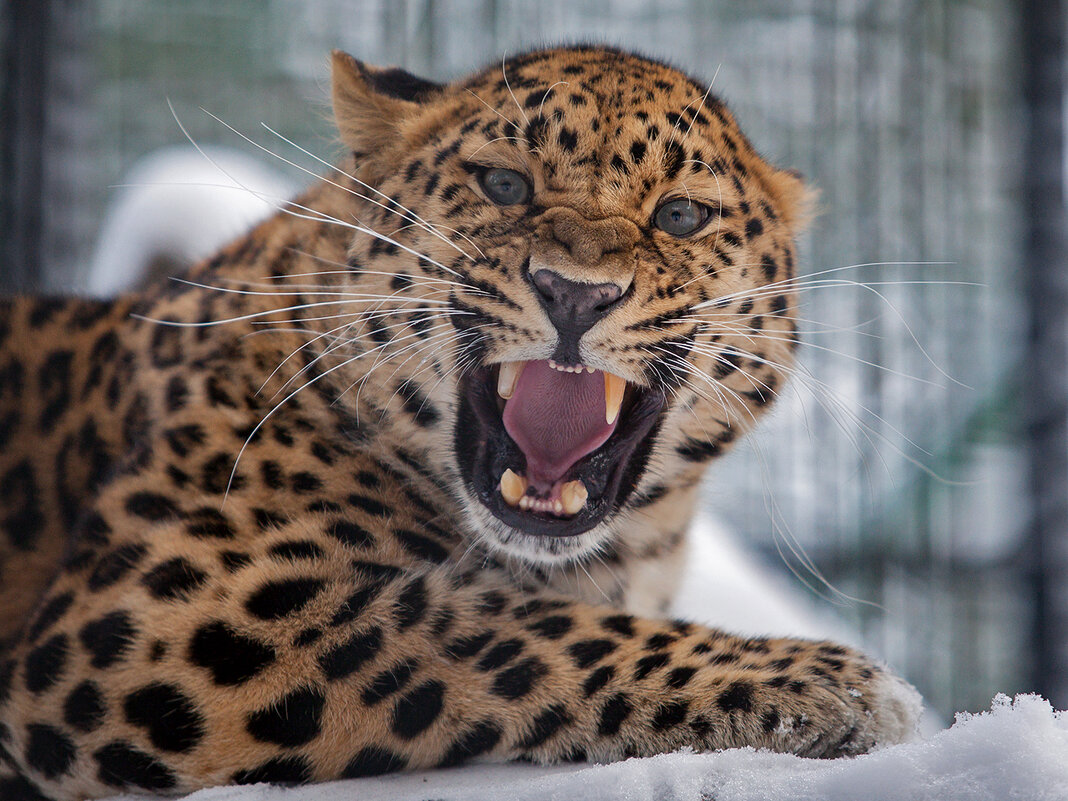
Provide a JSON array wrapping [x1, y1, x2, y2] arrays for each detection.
[[462, 500, 609, 565]]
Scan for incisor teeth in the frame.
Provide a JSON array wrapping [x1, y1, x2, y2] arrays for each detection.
[[604, 372, 626, 425], [497, 361, 525, 400], [560, 480, 589, 515], [500, 469, 527, 506]]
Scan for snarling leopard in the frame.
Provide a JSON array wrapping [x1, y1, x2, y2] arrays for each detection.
[[0, 46, 920, 800]]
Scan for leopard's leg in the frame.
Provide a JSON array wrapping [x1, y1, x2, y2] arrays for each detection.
[[0, 463, 919, 800]]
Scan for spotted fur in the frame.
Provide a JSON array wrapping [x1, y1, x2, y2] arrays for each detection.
[[0, 46, 919, 800]]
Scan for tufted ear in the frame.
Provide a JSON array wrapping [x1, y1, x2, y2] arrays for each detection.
[[761, 166, 818, 232], [331, 51, 443, 182]]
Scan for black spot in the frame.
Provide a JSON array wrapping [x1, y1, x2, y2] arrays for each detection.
[[245, 577, 326, 619], [163, 424, 205, 457], [347, 493, 389, 517], [233, 756, 312, 786], [220, 550, 251, 571], [445, 631, 493, 660], [124, 492, 180, 521], [0, 461, 44, 549], [663, 139, 685, 180], [247, 686, 325, 747], [141, 557, 208, 600], [79, 611, 136, 669], [439, 720, 502, 766], [600, 614, 635, 637], [745, 217, 764, 239], [269, 540, 325, 561], [394, 577, 428, 630], [319, 627, 382, 680], [761, 709, 781, 733], [557, 127, 578, 152], [634, 653, 670, 680], [477, 591, 507, 615], [517, 704, 571, 749], [250, 506, 287, 531], [291, 471, 322, 493], [394, 528, 449, 563], [88, 543, 146, 591], [391, 680, 445, 739], [190, 621, 276, 685], [25, 724, 76, 778], [583, 665, 615, 697], [327, 519, 375, 549], [652, 700, 689, 730], [645, 633, 676, 650], [94, 741, 177, 791], [63, 681, 106, 734], [476, 639, 523, 672], [490, 657, 546, 700], [202, 452, 242, 494], [526, 615, 573, 639], [718, 680, 755, 713], [124, 683, 204, 753], [0, 775, 50, 800], [25, 634, 68, 694], [568, 639, 617, 669], [186, 507, 235, 539], [630, 140, 647, 163], [676, 437, 720, 463], [361, 659, 418, 706], [395, 380, 440, 426], [164, 375, 188, 411], [26, 592, 74, 643], [0, 659, 14, 704], [665, 666, 697, 690], [597, 693, 632, 736], [342, 747, 407, 778]]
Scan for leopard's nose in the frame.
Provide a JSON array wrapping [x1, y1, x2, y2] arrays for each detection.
[[531, 269, 624, 339]]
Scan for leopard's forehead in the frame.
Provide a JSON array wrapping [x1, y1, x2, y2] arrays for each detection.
[[442, 47, 752, 213]]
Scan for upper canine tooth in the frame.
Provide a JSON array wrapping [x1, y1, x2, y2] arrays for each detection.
[[604, 372, 626, 425], [500, 468, 527, 505], [560, 480, 588, 515], [497, 361, 525, 399]]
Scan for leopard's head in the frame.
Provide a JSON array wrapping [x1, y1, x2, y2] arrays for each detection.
[[327, 46, 809, 564]]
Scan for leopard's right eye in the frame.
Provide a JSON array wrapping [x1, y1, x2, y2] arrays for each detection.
[[478, 168, 532, 206]]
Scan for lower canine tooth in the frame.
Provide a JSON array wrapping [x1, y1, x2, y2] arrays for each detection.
[[560, 480, 589, 515], [500, 469, 527, 506], [604, 372, 626, 425]]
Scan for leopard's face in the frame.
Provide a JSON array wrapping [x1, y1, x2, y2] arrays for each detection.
[[330, 47, 806, 565]]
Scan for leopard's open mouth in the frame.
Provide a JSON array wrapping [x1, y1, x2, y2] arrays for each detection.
[[455, 359, 667, 537]]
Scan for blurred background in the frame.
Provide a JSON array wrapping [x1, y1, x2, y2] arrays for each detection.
[[0, 0, 1063, 722]]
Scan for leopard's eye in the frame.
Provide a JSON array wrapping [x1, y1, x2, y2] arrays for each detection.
[[479, 168, 531, 206], [654, 199, 711, 237]]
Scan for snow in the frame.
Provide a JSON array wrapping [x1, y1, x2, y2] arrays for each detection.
[[105, 695, 1066, 801]]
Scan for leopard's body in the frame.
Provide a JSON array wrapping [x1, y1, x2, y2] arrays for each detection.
[[0, 46, 919, 800]]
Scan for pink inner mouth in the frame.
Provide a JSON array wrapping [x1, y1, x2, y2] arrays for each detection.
[[502, 360, 618, 493]]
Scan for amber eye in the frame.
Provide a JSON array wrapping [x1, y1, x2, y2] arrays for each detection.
[[654, 199, 711, 237], [479, 168, 532, 206]]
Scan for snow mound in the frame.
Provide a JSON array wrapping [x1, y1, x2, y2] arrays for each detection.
[[105, 694, 1065, 801]]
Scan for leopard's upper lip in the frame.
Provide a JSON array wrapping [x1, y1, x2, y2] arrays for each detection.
[[453, 363, 667, 537]]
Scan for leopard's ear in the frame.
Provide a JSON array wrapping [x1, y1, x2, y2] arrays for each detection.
[[761, 166, 818, 232], [331, 50, 443, 182]]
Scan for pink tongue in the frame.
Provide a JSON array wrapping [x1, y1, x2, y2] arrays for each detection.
[[502, 360, 617, 490]]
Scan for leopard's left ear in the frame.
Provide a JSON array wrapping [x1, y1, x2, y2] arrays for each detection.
[[331, 50, 444, 181]]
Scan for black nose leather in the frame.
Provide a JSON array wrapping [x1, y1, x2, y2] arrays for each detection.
[[531, 269, 623, 360]]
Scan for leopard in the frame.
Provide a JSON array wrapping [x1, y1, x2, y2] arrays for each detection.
[[0, 45, 921, 800]]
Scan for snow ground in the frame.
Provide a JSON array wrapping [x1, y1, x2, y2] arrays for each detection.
[[111, 694, 1066, 801]]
